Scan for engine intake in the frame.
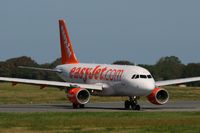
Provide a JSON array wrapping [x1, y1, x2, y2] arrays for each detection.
[[147, 88, 169, 105], [67, 88, 90, 105]]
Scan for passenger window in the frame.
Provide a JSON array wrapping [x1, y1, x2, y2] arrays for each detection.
[[132, 75, 136, 79], [140, 75, 147, 79], [147, 75, 152, 79], [135, 75, 139, 79]]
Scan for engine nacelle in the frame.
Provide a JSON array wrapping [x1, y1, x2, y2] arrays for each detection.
[[147, 88, 169, 105], [67, 88, 90, 105]]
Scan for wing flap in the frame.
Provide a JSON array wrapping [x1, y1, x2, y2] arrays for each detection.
[[155, 77, 200, 87], [0, 77, 102, 91]]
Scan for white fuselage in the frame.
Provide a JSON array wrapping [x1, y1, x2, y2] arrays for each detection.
[[56, 63, 155, 96]]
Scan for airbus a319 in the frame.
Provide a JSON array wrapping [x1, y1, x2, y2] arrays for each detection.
[[0, 20, 200, 110]]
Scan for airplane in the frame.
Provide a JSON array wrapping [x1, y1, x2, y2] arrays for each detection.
[[0, 19, 200, 110]]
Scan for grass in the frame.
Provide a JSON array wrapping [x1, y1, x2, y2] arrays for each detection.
[[0, 83, 66, 104], [167, 86, 200, 101], [0, 83, 127, 104], [0, 112, 199, 133], [0, 83, 200, 104]]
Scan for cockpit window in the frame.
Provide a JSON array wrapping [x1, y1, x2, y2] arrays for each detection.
[[140, 75, 147, 79], [131, 75, 136, 79], [132, 74, 152, 79], [147, 75, 152, 79], [135, 75, 139, 79]]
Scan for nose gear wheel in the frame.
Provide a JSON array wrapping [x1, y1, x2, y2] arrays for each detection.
[[124, 96, 140, 110]]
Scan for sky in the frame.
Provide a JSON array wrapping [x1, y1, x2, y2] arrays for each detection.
[[0, 0, 200, 65]]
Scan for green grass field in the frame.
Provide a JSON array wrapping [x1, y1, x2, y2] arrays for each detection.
[[0, 112, 200, 133], [0, 83, 200, 104], [0, 83, 127, 104]]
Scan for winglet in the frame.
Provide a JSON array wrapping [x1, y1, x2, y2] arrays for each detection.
[[59, 19, 79, 64]]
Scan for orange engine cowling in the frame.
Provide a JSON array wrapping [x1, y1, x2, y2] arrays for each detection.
[[67, 88, 90, 105], [147, 88, 169, 105]]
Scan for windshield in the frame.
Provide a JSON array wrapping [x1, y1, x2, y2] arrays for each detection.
[[132, 74, 152, 79]]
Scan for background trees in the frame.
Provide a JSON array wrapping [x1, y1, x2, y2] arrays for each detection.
[[154, 56, 184, 80], [182, 63, 200, 86]]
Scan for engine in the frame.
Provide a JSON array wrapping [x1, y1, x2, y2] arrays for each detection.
[[147, 88, 169, 105], [67, 88, 90, 105]]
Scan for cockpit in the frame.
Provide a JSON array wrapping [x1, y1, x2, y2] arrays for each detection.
[[131, 74, 153, 79]]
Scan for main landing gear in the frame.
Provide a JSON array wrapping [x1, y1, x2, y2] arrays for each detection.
[[124, 96, 140, 110], [72, 103, 85, 109]]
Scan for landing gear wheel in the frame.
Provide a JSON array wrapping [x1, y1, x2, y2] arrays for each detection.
[[124, 96, 141, 111], [130, 104, 136, 110], [124, 100, 130, 109], [135, 105, 140, 110]]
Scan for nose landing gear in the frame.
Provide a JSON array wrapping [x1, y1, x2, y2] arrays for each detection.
[[124, 96, 140, 110]]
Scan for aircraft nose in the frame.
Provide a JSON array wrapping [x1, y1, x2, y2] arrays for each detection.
[[141, 82, 155, 93]]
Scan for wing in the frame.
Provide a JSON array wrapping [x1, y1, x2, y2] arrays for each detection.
[[0, 77, 102, 91], [155, 77, 200, 87]]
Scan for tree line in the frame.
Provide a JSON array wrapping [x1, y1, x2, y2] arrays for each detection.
[[0, 56, 199, 86]]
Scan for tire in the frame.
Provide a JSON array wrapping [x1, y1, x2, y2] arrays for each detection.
[[135, 105, 140, 110], [131, 104, 136, 110], [125, 100, 130, 109]]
